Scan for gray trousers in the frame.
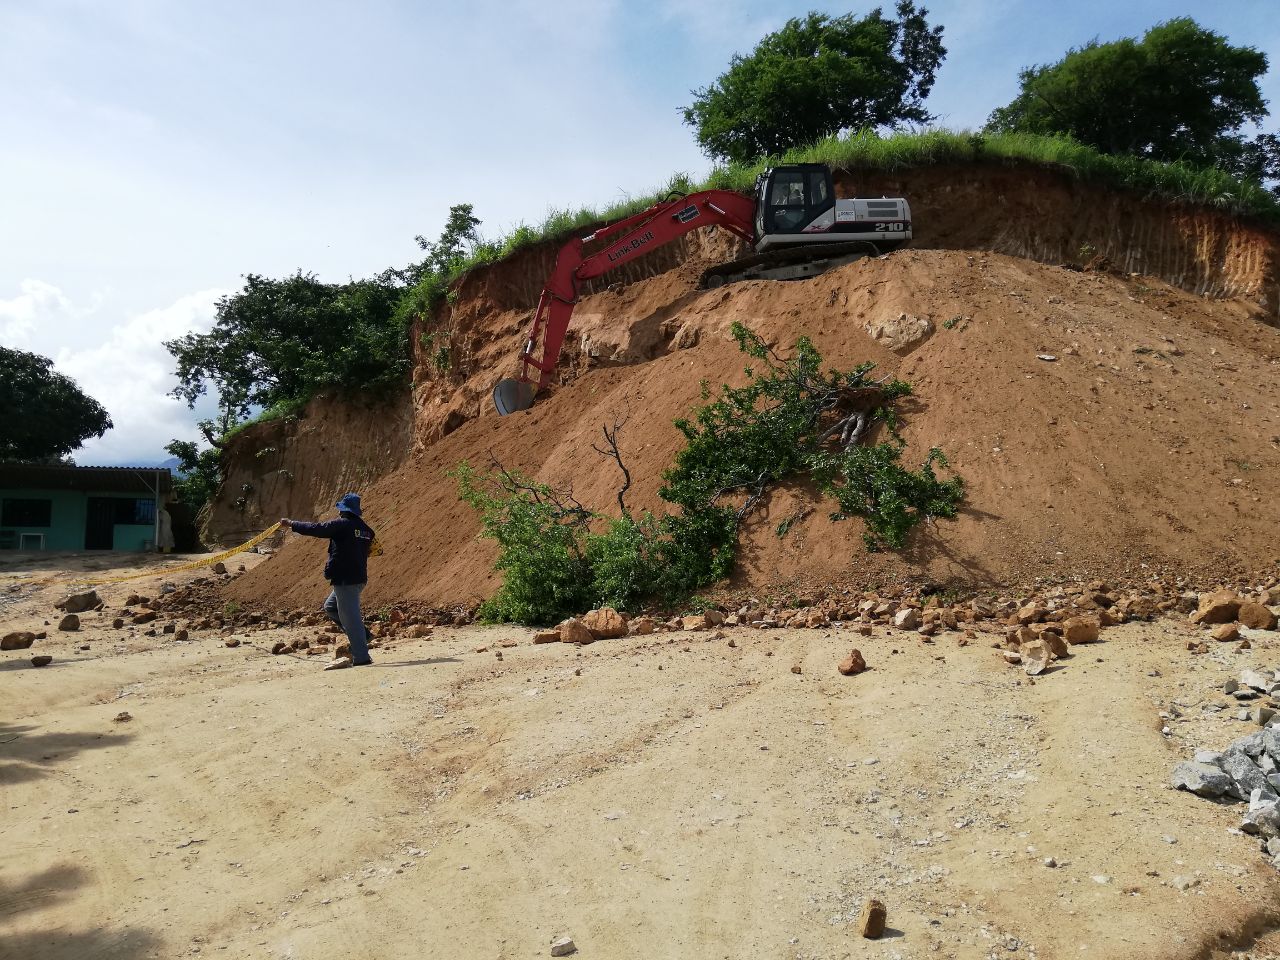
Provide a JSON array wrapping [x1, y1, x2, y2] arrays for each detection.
[[323, 584, 370, 662]]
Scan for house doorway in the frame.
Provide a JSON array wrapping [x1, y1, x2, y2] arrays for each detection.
[[85, 497, 115, 550]]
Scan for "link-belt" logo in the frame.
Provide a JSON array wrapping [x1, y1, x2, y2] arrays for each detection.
[[607, 230, 655, 263]]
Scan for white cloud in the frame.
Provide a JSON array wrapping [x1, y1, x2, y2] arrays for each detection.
[[42, 287, 226, 465], [0, 278, 92, 346]]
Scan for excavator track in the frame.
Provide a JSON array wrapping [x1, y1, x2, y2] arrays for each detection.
[[699, 240, 903, 288]]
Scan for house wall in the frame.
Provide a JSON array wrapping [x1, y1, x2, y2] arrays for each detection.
[[0, 489, 157, 551]]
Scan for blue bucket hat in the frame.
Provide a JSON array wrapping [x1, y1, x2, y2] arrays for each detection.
[[336, 493, 362, 517]]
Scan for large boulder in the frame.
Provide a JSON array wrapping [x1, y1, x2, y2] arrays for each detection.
[[1171, 761, 1234, 798], [582, 608, 627, 640], [1239, 602, 1279, 631], [629, 617, 657, 636], [1221, 749, 1269, 800], [56, 589, 100, 614], [1192, 589, 1242, 625], [557, 618, 594, 645], [1, 632, 36, 651], [893, 608, 921, 630], [1063, 615, 1100, 645]]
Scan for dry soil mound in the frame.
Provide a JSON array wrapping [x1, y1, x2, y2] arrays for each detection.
[[229, 247, 1280, 611]]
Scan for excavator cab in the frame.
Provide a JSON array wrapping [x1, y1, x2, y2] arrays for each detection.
[[754, 164, 836, 238]]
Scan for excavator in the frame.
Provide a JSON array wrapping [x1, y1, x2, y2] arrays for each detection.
[[493, 163, 912, 415]]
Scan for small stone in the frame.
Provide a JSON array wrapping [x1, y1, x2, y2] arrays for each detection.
[[112, 618, 124, 629], [57, 614, 80, 632], [132, 611, 157, 625], [629, 616, 657, 636], [1171, 876, 1198, 892], [212, 562, 227, 575], [1044, 857, 1057, 867], [859, 899, 887, 939], [532, 630, 560, 644], [838, 649, 867, 676], [790, 664, 802, 675], [30, 654, 52, 667], [224, 637, 241, 648], [324, 657, 353, 671], [1253, 706, 1277, 726], [114, 711, 132, 722], [175, 629, 189, 642], [550, 937, 576, 957], [270, 641, 289, 655]]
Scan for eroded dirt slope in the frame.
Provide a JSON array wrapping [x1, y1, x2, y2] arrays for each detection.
[[230, 248, 1280, 612]]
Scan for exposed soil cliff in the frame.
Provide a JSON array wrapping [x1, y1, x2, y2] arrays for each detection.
[[207, 394, 411, 546], [218, 162, 1280, 608]]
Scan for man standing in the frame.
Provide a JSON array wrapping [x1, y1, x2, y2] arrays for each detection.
[[282, 493, 376, 667]]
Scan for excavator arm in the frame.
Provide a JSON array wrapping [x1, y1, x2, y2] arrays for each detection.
[[494, 189, 756, 415]]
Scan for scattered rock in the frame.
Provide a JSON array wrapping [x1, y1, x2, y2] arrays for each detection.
[[1063, 615, 1100, 644], [629, 616, 657, 636], [175, 629, 189, 642], [212, 562, 227, 575], [1171, 761, 1234, 798], [532, 630, 561, 644], [550, 937, 577, 957], [790, 664, 802, 675], [324, 657, 353, 671], [1, 631, 36, 650], [838, 649, 867, 676], [1212, 622, 1240, 642], [557, 618, 595, 645], [893, 608, 921, 630], [56, 589, 100, 614], [112, 618, 124, 629], [1239, 602, 1279, 631], [30, 654, 52, 667], [582, 607, 628, 639], [1193, 590, 1242, 625], [1241, 670, 1273, 693], [131, 611, 157, 625], [858, 899, 888, 939], [1021, 639, 1052, 675], [681, 614, 710, 632], [57, 614, 80, 632], [1171, 876, 1199, 892], [225, 637, 241, 648], [114, 711, 132, 723], [270, 641, 290, 655]]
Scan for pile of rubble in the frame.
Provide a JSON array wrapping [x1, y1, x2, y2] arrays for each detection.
[[1172, 668, 1280, 867]]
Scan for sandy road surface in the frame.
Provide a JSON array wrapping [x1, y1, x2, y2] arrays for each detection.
[[4, 560, 1280, 959]]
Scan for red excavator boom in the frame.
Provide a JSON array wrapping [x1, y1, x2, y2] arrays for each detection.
[[494, 189, 755, 414]]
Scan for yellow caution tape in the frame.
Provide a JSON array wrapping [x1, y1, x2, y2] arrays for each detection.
[[62, 523, 284, 587]]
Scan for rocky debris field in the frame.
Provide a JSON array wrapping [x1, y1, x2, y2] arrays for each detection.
[[5, 554, 1280, 959]]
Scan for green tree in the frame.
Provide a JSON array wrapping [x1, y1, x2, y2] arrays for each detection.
[[0, 347, 112, 461], [986, 18, 1269, 166], [682, 3, 946, 165], [164, 439, 222, 516], [165, 272, 410, 423]]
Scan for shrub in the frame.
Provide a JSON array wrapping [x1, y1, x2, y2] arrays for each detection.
[[458, 325, 964, 623]]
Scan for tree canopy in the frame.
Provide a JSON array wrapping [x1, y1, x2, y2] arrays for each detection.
[[0, 347, 112, 462], [165, 272, 409, 426], [986, 18, 1270, 168], [682, 3, 946, 165]]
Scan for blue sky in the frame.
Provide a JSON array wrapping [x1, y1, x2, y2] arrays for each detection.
[[2, 0, 1276, 463]]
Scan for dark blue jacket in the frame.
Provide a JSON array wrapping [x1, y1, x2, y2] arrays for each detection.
[[291, 513, 375, 585]]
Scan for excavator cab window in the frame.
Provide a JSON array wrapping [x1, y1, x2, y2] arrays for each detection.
[[758, 165, 835, 236]]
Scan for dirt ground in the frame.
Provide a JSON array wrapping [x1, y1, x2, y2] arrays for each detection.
[[5, 554, 1280, 960]]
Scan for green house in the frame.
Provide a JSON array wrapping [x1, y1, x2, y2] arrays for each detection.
[[0, 464, 172, 552]]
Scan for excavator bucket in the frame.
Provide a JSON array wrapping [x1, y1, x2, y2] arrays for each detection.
[[493, 378, 536, 416]]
